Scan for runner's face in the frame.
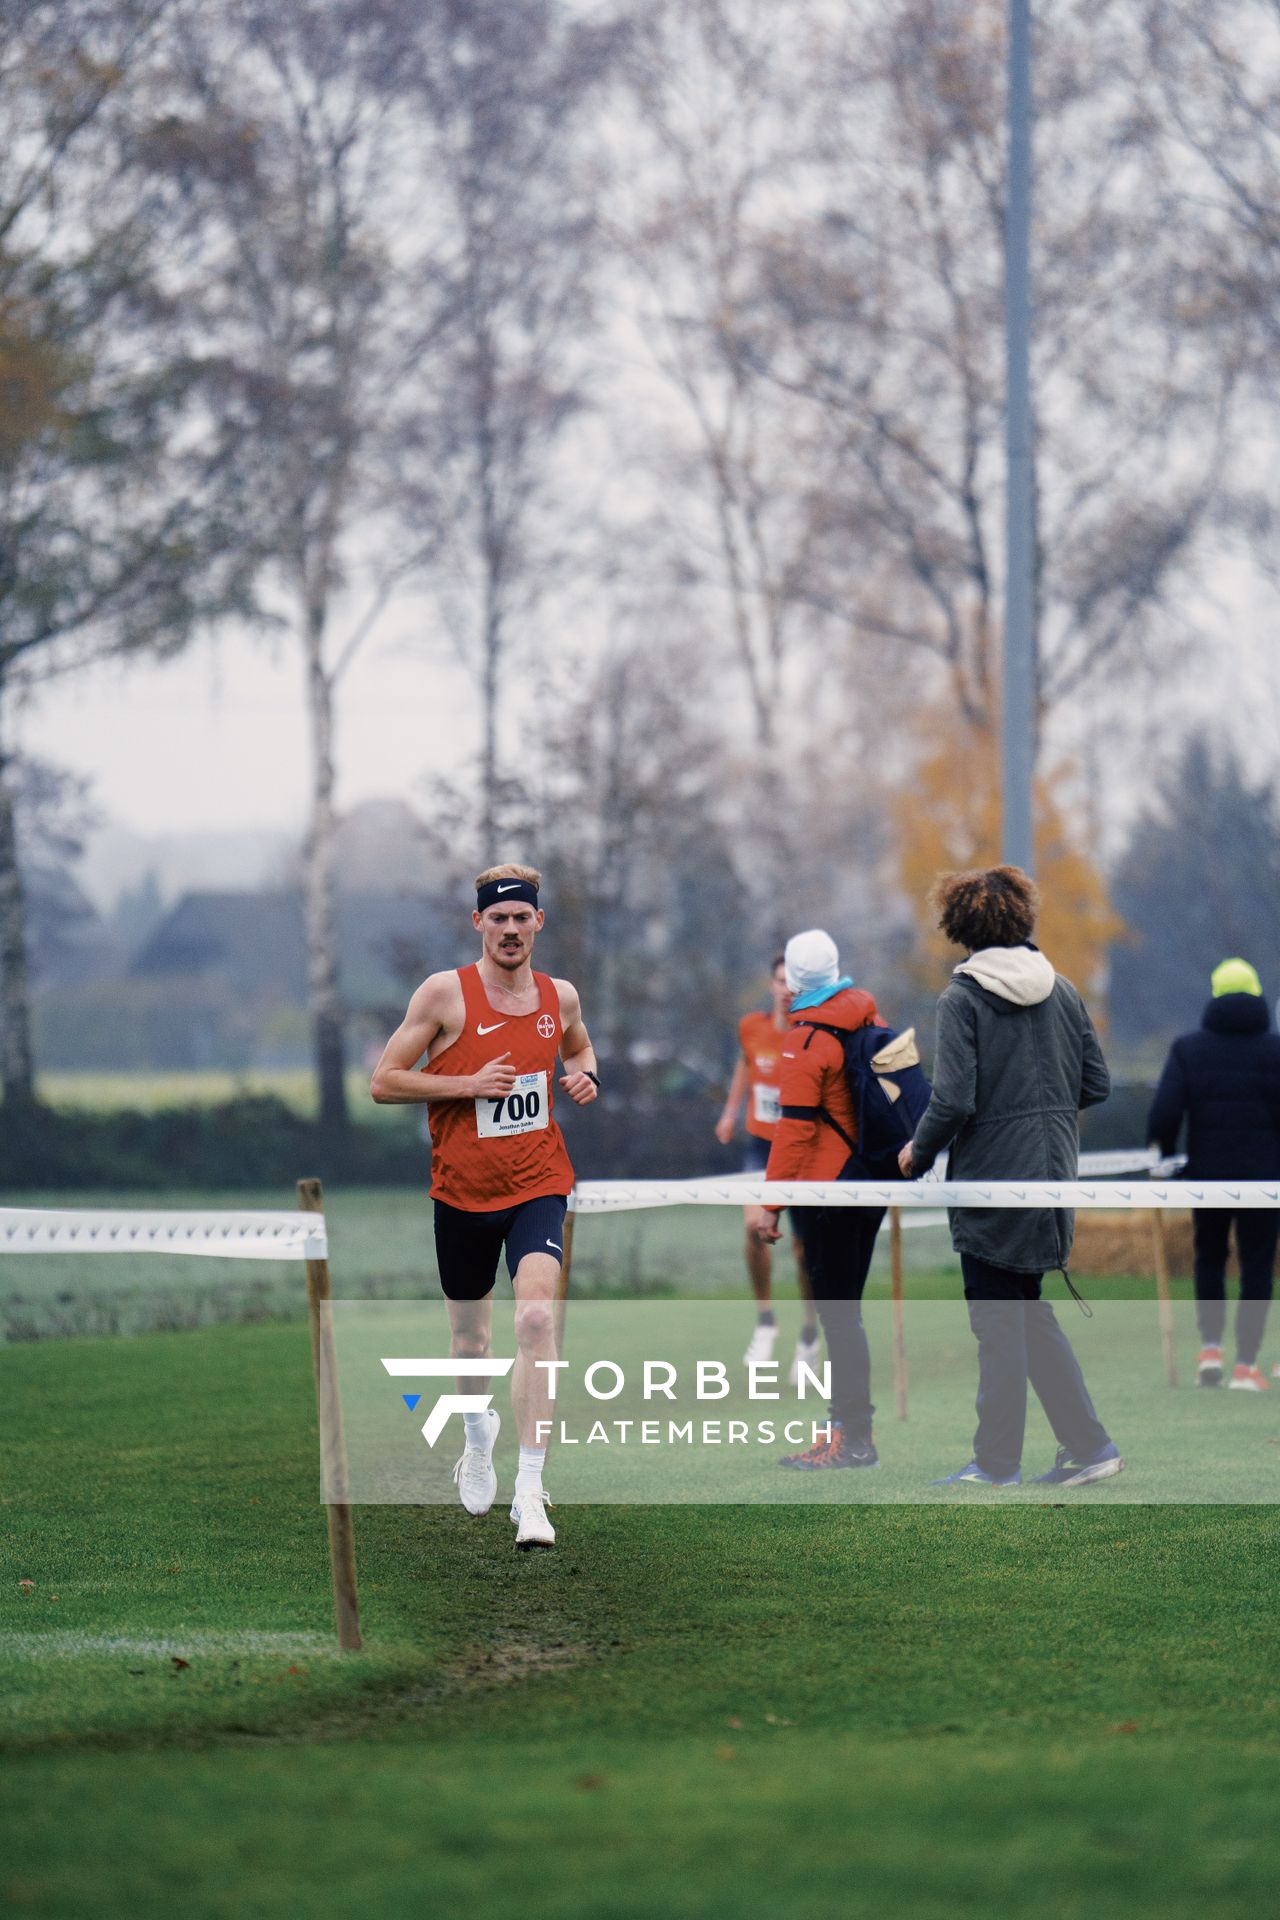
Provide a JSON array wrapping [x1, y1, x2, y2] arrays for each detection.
[[770, 964, 792, 1018], [474, 903, 543, 970]]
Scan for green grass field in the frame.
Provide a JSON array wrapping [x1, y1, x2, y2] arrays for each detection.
[[3, 1197, 1278, 1917]]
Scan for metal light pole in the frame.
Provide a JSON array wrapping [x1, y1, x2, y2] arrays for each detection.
[[1002, 0, 1036, 874]]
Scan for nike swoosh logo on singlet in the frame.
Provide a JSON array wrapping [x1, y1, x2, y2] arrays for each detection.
[[477, 1021, 507, 1035]]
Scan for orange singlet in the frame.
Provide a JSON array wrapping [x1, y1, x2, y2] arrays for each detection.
[[424, 963, 575, 1211], [738, 1009, 788, 1141]]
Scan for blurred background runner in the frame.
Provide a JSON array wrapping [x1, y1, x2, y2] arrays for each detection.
[[716, 952, 820, 1378]]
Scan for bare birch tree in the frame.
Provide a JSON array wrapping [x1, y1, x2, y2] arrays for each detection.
[[616, 0, 828, 754], [0, 0, 252, 1113], [402, 0, 622, 860], [141, 0, 455, 1138], [748, 0, 1238, 732]]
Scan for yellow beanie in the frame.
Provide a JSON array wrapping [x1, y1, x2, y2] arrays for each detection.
[[1211, 957, 1262, 998]]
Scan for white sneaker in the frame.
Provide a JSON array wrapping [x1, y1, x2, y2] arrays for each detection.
[[789, 1330, 822, 1386], [452, 1409, 500, 1516], [510, 1484, 556, 1550], [744, 1322, 779, 1367]]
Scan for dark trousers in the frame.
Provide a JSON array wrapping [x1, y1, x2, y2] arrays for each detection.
[[960, 1255, 1110, 1479], [794, 1206, 885, 1443], [1192, 1209, 1277, 1365]]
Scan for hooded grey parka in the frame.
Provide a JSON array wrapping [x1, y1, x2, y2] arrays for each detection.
[[910, 945, 1111, 1273]]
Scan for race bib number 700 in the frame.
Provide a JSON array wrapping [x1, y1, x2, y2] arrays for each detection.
[[476, 1070, 550, 1140]]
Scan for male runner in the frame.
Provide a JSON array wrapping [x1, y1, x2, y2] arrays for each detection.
[[716, 954, 820, 1378], [370, 863, 598, 1549]]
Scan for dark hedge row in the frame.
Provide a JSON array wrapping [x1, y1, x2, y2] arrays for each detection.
[[0, 1090, 740, 1190], [0, 1082, 1155, 1192], [0, 1096, 425, 1191]]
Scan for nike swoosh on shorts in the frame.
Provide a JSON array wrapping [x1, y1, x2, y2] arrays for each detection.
[[477, 1022, 507, 1035], [546, 1241, 562, 1252]]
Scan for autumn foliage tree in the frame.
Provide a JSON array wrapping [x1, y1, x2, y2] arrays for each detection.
[[893, 708, 1122, 1003]]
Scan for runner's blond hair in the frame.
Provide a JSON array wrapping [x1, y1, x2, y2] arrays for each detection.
[[475, 863, 541, 890]]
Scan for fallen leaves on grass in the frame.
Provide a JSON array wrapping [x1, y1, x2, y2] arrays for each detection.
[[715, 1746, 736, 1762], [574, 1774, 607, 1792], [1110, 1720, 1139, 1734], [17, 1579, 34, 1592], [171, 1657, 190, 1672]]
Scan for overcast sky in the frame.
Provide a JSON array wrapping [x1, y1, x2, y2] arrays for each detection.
[[16, 608, 476, 839]]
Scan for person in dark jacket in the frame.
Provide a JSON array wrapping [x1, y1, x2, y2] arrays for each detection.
[[1147, 957, 1280, 1391], [899, 865, 1123, 1488]]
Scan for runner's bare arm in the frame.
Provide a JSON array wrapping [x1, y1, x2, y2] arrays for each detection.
[[716, 1056, 750, 1143], [369, 973, 518, 1104], [555, 979, 598, 1107]]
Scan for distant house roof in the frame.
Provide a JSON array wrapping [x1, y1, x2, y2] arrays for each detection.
[[130, 890, 455, 1009]]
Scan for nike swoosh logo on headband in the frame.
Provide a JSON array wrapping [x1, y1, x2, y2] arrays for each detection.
[[496, 883, 521, 893]]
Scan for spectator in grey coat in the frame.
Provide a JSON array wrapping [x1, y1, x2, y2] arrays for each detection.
[[899, 865, 1123, 1489]]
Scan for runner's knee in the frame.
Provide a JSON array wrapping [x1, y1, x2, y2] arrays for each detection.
[[451, 1325, 489, 1360], [514, 1298, 555, 1348]]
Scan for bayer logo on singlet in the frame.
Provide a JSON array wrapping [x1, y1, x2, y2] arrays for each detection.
[[537, 1014, 556, 1038]]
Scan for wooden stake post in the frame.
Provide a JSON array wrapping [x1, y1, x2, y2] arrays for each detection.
[[890, 1206, 908, 1419], [1149, 1207, 1178, 1388], [298, 1178, 363, 1651]]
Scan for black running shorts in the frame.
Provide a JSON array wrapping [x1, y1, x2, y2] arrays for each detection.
[[433, 1194, 569, 1301]]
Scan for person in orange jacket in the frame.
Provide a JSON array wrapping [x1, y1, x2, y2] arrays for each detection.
[[747, 928, 888, 1469]]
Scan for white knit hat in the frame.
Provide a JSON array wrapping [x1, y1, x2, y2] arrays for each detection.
[[784, 928, 840, 997]]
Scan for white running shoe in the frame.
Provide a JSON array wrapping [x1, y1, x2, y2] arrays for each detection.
[[744, 1322, 780, 1367], [789, 1330, 823, 1386], [510, 1485, 556, 1550], [452, 1409, 500, 1516]]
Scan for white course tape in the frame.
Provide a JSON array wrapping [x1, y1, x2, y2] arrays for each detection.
[[0, 1208, 327, 1261], [1077, 1148, 1174, 1176], [718, 1150, 1163, 1180], [572, 1179, 1280, 1214]]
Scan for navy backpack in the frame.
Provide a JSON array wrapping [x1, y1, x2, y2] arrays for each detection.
[[794, 1022, 932, 1178]]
